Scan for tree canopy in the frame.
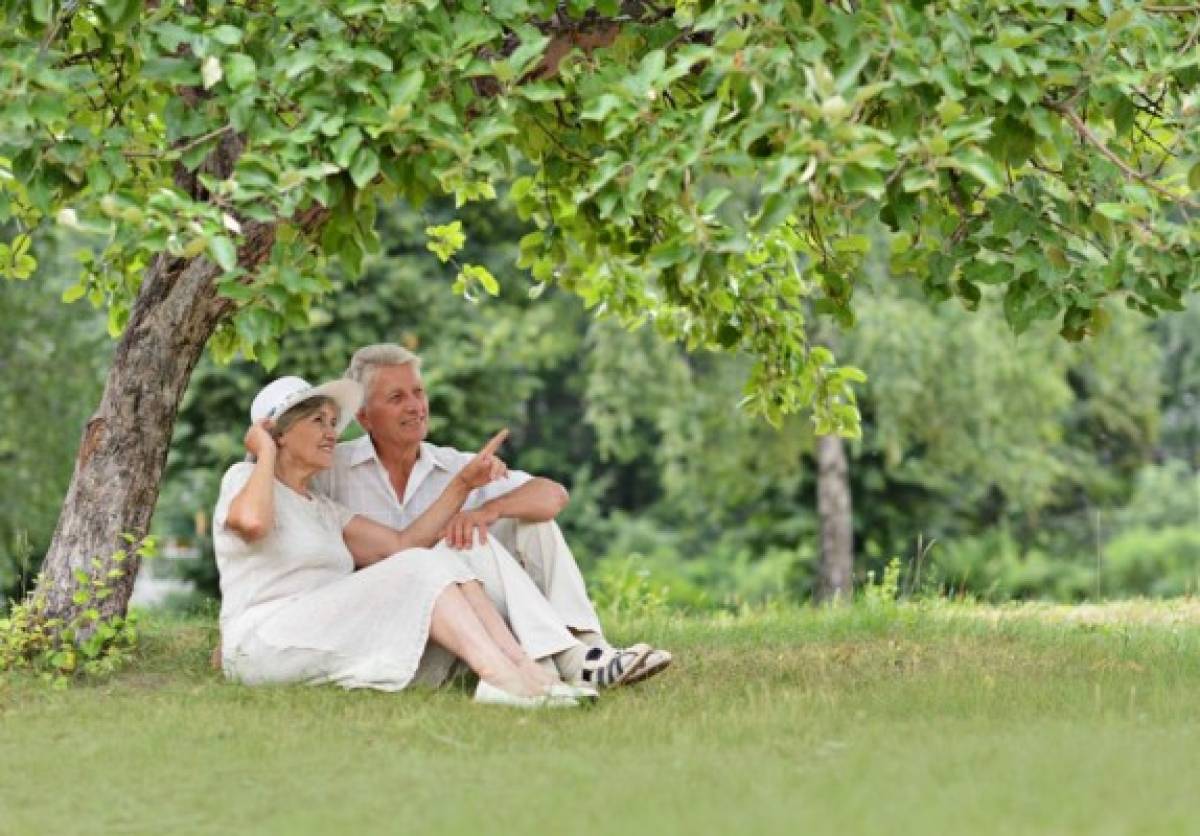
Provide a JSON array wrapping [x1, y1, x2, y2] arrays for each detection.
[[5, 0, 1200, 629], [5, 0, 1200, 434]]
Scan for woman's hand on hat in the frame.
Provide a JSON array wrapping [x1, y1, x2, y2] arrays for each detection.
[[244, 418, 277, 460]]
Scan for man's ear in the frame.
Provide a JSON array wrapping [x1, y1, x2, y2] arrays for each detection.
[[356, 408, 370, 432]]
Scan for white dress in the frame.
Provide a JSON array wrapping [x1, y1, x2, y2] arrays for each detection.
[[214, 463, 478, 690]]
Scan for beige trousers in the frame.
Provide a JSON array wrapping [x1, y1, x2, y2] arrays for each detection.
[[446, 537, 582, 662], [487, 519, 604, 637]]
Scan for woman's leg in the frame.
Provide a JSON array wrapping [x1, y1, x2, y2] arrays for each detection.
[[427, 582, 544, 696], [458, 580, 564, 688]]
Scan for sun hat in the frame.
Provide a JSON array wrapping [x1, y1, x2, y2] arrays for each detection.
[[249, 376, 363, 435]]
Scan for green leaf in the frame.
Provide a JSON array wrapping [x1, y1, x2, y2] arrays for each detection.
[[841, 166, 885, 199], [519, 82, 566, 102], [354, 49, 394, 71], [99, 0, 142, 30], [331, 128, 364, 169], [833, 235, 870, 254], [1106, 7, 1134, 33], [951, 150, 1004, 192], [209, 236, 238, 272], [223, 54, 257, 91], [699, 188, 733, 214], [458, 263, 500, 296], [30, 0, 52, 24], [1189, 161, 1200, 193], [581, 94, 624, 121], [384, 69, 426, 106], [425, 221, 466, 263], [349, 147, 380, 189], [209, 25, 243, 45], [235, 307, 280, 347]]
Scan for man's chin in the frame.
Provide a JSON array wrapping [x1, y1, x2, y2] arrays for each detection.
[[393, 424, 427, 445]]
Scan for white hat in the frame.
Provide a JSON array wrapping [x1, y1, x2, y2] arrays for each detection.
[[249, 376, 362, 435]]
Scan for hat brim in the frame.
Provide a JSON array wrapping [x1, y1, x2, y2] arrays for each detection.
[[283, 379, 363, 435]]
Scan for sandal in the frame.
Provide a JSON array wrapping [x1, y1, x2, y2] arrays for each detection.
[[621, 647, 672, 686], [577, 643, 654, 689]]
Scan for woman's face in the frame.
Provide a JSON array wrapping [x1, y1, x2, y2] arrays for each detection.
[[277, 402, 339, 471]]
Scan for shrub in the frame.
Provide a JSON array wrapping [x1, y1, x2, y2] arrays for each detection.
[[0, 536, 154, 685], [1102, 526, 1200, 598]]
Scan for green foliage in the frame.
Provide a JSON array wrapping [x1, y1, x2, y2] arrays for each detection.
[[1102, 527, 1200, 598], [861, 556, 904, 608], [8, 1, 1200, 434], [0, 535, 153, 684], [588, 555, 673, 620], [0, 231, 111, 601], [929, 528, 1096, 602]]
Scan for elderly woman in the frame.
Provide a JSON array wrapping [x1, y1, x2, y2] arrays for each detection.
[[215, 376, 594, 708]]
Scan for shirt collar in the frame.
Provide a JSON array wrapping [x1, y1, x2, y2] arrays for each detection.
[[349, 436, 451, 472]]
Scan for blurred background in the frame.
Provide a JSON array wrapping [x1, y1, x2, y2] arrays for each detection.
[[4, 196, 1199, 613]]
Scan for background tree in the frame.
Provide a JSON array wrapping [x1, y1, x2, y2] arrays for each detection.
[[0, 233, 110, 601], [3, 1, 1200, 627]]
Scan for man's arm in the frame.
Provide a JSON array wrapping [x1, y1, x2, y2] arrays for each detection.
[[481, 477, 569, 522], [341, 476, 471, 567], [441, 476, 569, 549], [342, 429, 509, 567]]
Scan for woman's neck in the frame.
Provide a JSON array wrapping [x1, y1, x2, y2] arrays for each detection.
[[274, 455, 316, 497]]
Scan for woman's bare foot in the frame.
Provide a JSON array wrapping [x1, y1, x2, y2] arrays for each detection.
[[519, 658, 561, 690], [483, 663, 545, 698]]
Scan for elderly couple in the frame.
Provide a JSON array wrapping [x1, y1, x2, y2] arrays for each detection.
[[214, 343, 671, 708]]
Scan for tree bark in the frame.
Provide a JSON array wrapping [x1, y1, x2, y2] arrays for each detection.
[[814, 432, 853, 604], [30, 83, 338, 625], [36, 253, 228, 624]]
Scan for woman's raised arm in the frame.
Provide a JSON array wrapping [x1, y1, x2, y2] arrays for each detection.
[[225, 420, 279, 542]]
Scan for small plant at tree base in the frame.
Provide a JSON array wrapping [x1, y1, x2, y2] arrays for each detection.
[[0, 535, 155, 686]]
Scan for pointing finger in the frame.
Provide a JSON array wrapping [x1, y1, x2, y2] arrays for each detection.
[[479, 428, 509, 458]]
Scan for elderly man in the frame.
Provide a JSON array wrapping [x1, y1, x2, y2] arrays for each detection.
[[319, 343, 671, 689]]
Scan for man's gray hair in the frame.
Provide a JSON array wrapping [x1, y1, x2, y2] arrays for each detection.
[[345, 343, 422, 397]]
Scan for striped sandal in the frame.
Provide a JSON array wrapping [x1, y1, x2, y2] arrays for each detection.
[[621, 647, 672, 686], [578, 643, 654, 689]]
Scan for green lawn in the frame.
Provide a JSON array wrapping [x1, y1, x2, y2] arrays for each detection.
[[2, 602, 1198, 835]]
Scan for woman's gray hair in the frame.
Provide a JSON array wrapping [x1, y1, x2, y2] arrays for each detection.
[[271, 395, 338, 439], [344, 343, 422, 398], [245, 395, 338, 462]]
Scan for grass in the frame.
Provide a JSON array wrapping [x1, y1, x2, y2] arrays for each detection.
[[2, 600, 1199, 835]]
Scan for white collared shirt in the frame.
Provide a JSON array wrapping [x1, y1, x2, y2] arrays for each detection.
[[314, 435, 533, 530]]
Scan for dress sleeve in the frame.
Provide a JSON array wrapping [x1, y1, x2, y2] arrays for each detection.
[[320, 495, 359, 531], [212, 462, 257, 558]]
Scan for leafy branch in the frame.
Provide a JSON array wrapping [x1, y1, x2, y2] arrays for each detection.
[[1045, 100, 1200, 211]]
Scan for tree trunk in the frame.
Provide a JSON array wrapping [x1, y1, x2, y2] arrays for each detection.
[[36, 252, 228, 624], [814, 432, 853, 603]]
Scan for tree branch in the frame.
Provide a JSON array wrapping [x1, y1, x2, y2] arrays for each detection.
[[1045, 100, 1200, 210]]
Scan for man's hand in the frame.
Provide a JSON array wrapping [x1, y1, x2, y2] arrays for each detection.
[[454, 428, 510, 491], [440, 506, 501, 549]]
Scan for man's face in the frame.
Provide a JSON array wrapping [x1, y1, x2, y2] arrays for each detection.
[[358, 363, 429, 450]]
